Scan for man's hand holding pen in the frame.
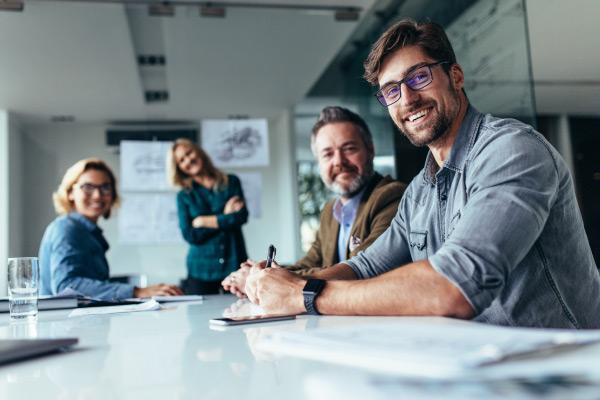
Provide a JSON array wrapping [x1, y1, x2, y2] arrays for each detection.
[[245, 260, 307, 315]]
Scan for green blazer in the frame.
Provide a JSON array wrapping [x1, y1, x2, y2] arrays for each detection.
[[288, 173, 406, 275]]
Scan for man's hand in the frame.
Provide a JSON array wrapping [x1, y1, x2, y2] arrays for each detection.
[[221, 263, 252, 297], [245, 260, 307, 315], [133, 283, 184, 298], [224, 196, 244, 214]]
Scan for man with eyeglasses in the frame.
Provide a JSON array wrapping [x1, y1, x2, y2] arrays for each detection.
[[245, 18, 600, 328]]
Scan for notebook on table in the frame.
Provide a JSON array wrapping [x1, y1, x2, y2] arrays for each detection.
[[0, 338, 78, 365]]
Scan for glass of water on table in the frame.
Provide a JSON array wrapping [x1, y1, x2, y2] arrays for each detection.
[[7, 257, 40, 320]]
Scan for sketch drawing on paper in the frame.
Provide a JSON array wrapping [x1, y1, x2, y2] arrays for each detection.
[[133, 153, 165, 176], [120, 140, 172, 191], [202, 119, 269, 167], [215, 125, 262, 162]]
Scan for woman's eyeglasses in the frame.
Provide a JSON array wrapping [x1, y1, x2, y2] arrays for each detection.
[[74, 183, 113, 196]]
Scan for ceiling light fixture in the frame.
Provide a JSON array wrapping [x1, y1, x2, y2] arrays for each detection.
[[0, 1, 23, 11], [200, 4, 225, 18], [18, 1, 361, 20], [148, 3, 174, 17], [335, 9, 360, 21]]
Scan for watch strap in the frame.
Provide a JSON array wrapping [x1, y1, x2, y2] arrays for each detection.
[[303, 279, 325, 315]]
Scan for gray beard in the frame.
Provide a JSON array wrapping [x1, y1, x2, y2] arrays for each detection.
[[326, 162, 374, 199]]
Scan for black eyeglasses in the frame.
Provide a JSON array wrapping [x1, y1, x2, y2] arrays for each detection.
[[74, 183, 113, 196], [374, 61, 451, 107]]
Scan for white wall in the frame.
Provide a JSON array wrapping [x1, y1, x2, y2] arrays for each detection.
[[17, 110, 299, 287], [0, 111, 8, 295], [0, 110, 27, 295]]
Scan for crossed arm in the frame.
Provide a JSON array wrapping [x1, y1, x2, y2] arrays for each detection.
[[244, 259, 474, 318]]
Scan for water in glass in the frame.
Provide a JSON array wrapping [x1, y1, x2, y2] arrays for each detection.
[[9, 287, 39, 319]]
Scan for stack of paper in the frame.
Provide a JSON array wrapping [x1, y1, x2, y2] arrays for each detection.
[[68, 299, 161, 317], [258, 320, 600, 378]]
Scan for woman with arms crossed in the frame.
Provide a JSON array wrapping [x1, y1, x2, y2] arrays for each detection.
[[167, 139, 248, 295], [39, 158, 183, 299]]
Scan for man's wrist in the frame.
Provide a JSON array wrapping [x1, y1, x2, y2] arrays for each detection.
[[302, 279, 326, 315]]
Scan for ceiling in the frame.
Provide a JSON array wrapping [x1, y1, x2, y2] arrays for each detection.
[[0, 0, 599, 126], [526, 0, 600, 116], [0, 0, 376, 124]]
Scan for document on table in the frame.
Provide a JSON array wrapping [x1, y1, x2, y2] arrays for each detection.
[[69, 299, 161, 317], [258, 320, 600, 378], [303, 370, 600, 400], [123, 295, 203, 303]]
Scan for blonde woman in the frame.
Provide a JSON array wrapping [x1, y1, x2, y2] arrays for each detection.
[[167, 139, 248, 294], [38, 158, 183, 299]]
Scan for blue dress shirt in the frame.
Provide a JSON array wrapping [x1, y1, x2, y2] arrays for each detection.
[[332, 185, 367, 262], [38, 211, 134, 300]]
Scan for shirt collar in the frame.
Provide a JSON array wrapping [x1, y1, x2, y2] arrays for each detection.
[[332, 182, 368, 222], [422, 105, 482, 183], [69, 211, 102, 234]]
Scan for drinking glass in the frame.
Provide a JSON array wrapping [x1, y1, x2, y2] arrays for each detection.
[[7, 257, 40, 320]]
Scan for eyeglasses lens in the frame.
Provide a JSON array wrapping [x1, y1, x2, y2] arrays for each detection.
[[80, 183, 112, 195], [376, 65, 434, 107], [406, 66, 433, 90]]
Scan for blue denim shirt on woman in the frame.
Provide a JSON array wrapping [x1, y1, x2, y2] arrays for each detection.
[[38, 211, 134, 300], [345, 105, 600, 328]]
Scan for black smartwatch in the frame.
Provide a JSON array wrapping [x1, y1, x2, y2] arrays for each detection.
[[302, 279, 326, 315]]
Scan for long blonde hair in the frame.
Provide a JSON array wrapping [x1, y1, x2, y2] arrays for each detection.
[[166, 138, 228, 190], [52, 158, 120, 219]]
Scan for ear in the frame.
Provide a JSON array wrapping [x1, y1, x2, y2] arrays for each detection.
[[450, 63, 464, 91], [368, 142, 375, 160], [67, 189, 74, 202]]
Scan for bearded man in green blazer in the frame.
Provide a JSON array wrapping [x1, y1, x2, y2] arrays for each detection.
[[222, 106, 406, 296]]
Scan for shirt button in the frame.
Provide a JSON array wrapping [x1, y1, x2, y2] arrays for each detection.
[[440, 194, 447, 201], [219, 258, 224, 264]]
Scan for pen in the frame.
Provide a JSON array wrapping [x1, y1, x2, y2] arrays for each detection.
[[265, 244, 276, 268]]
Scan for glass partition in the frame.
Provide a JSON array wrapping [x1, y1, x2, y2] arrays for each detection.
[[294, 0, 536, 255]]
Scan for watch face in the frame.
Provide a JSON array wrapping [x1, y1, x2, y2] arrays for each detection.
[[303, 279, 325, 294]]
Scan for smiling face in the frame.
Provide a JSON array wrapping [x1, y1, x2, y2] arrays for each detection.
[[314, 122, 374, 199], [67, 169, 114, 224], [174, 144, 203, 177], [378, 46, 464, 148]]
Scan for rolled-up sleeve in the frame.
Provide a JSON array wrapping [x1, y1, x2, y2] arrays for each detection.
[[429, 128, 559, 314], [216, 176, 249, 229], [177, 192, 221, 244]]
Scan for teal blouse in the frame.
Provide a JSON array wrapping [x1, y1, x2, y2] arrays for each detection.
[[177, 174, 248, 281]]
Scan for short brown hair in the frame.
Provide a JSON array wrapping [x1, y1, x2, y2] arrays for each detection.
[[310, 106, 373, 155], [166, 138, 228, 191], [363, 18, 457, 86], [53, 158, 120, 219]]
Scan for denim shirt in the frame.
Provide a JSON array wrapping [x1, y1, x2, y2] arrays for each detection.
[[345, 105, 600, 328], [38, 211, 134, 300]]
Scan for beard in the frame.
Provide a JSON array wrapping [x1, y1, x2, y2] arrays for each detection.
[[394, 84, 461, 148], [324, 160, 374, 199], [395, 99, 453, 147]]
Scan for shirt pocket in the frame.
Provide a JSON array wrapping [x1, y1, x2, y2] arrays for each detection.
[[409, 230, 428, 260]]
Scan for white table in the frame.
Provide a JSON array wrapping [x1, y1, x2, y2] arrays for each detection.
[[0, 295, 409, 399], [1, 295, 599, 399]]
